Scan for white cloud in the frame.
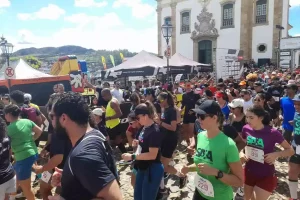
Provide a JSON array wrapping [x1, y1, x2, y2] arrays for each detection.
[[17, 4, 65, 21], [0, 0, 10, 8], [113, 0, 155, 19], [64, 12, 123, 28], [12, 13, 157, 53], [74, 0, 108, 7], [290, 0, 300, 7]]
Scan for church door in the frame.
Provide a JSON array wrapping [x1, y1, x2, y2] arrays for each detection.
[[198, 40, 212, 64]]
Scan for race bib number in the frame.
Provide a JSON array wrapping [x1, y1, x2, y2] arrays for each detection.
[[41, 171, 52, 183], [194, 175, 214, 197], [245, 146, 264, 164], [272, 96, 279, 101], [296, 145, 300, 155], [136, 145, 142, 155]]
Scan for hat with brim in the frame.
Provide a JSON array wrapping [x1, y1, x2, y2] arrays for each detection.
[[293, 94, 300, 102], [228, 98, 244, 108], [191, 100, 222, 116]]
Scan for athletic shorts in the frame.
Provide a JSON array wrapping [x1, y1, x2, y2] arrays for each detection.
[[244, 169, 277, 193], [107, 123, 122, 140], [183, 114, 196, 124], [14, 154, 38, 181], [289, 146, 300, 164], [161, 133, 178, 158], [0, 176, 16, 199]]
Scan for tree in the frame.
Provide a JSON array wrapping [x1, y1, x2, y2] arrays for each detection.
[[25, 55, 41, 69]]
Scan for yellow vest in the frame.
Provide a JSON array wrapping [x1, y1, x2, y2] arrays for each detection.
[[105, 98, 120, 129]]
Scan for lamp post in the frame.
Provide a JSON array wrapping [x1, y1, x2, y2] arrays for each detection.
[[0, 36, 14, 67], [275, 25, 284, 68], [161, 23, 173, 82]]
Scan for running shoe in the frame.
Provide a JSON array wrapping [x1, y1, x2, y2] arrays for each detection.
[[118, 160, 133, 165], [179, 176, 187, 189]]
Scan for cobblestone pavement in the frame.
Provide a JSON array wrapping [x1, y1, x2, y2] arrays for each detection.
[[117, 144, 294, 200]]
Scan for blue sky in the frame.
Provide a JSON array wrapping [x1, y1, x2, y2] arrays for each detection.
[[0, 0, 299, 53]]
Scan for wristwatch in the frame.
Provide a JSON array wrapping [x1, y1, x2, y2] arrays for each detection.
[[215, 170, 223, 179]]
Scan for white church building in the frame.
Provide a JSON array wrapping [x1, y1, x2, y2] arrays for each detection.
[[156, 0, 292, 68]]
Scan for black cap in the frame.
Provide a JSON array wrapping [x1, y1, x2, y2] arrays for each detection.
[[254, 81, 262, 86], [287, 83, 298, 91], [192, 100, 222, 115]]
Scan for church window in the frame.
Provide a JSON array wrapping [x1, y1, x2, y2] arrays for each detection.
[[180, 11, 190, 34], [256, 0, 267, 24], [222, 3, 234, 28]]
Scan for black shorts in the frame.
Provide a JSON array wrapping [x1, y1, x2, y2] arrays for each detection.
[[107, 123, 122, 140], [183, 114, 196, 124], [290, 147, 300, 164], [161, 133, 178, 158]]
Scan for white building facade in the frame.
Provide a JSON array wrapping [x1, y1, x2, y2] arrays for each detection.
[[157, 0, 292, 67]]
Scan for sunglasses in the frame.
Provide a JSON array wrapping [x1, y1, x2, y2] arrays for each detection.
[[254, 99, 261, 102], [197, 114, 211, 120]]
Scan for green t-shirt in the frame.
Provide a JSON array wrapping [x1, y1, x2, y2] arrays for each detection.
[[194, 131, 240, 200], [8, 119, 38, 161]]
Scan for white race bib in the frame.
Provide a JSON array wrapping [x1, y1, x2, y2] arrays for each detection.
[[272, 96, 279, 101], [41, 171, 52, 183], [136, 145, 142, 155], [194, 175, 214, 197], [245, 146, 264, 163], [296, 145, 300, 155]]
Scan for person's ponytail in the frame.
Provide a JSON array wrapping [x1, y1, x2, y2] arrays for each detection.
[[145, 100, 158, 119]]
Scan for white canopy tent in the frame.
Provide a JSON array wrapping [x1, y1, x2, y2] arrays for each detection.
[[106, 50, 166, 78], [160, 53, 212, 74], [0, 59, 53, 80]]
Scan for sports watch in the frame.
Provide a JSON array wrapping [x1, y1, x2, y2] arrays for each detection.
[[215, 170, 224, 179]]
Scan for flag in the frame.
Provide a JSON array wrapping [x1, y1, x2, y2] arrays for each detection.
[[110, 55, 115, 67], [120, 53, 124, 62], [101, 56, 107, 70]]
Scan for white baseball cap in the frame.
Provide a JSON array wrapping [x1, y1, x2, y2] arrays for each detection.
[[92, 108, 104, 116], [228, 98, 244, 108], [24, 93, 32, 101]]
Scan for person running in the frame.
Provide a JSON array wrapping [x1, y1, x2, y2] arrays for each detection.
[[50, 92, 122, 200], [288, 94, 300, 200], [155, 92, 186, 198], [101, 88, 126, 153], [242, 106, 294, 200], [182, 82, 200, 146], [4, 104, 43, 200], [228, 98, 246, 134], [181, 100, 243, 200], [0, 117, 16, 200], [121, 102, 164, 200], [253, 93, 277, 122]]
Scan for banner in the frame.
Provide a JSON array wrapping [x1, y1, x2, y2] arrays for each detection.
[[110, 55, 115, 67], [120, 53, 124, 62], [101, 56, 107, 70], [174, 74, 183, 82]]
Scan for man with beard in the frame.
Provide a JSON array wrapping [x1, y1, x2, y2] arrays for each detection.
[[50, 92, 122, 200]]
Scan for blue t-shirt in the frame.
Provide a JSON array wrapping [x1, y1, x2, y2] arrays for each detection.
[[280, 97, 295, 131], [221, 102, 230, 121]]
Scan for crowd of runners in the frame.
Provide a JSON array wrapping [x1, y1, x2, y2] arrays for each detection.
[[1, 68, 300, 200]]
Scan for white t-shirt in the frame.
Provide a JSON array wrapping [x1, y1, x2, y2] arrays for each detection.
[[243, 98, 253, 115], [174, 87, 183, 94], [111, 88, 124, 103]]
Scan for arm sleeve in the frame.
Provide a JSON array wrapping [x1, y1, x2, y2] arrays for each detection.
[[226, 139, 240, 163], [72, 144, 116, 196]]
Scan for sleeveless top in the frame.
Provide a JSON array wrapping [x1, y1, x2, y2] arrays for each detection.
[[105, 98, 120, 129]]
